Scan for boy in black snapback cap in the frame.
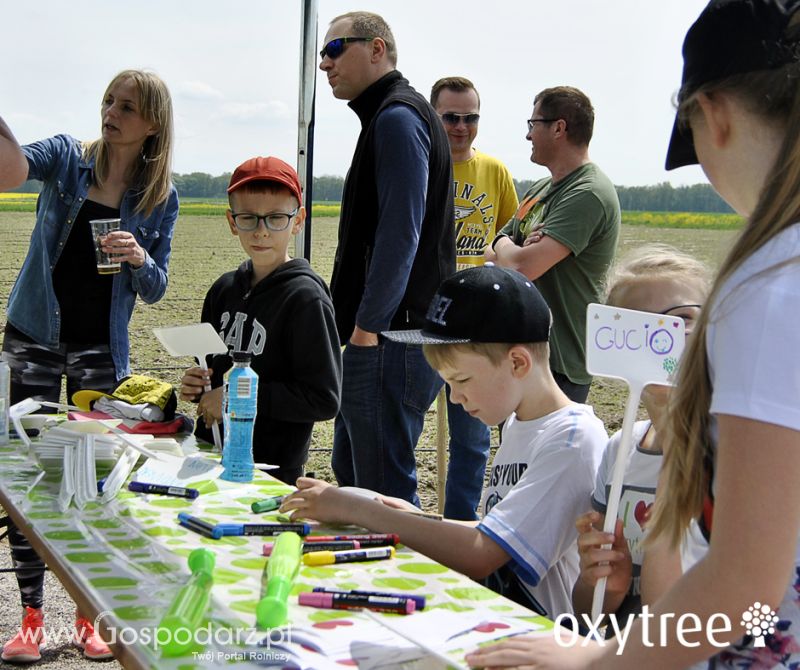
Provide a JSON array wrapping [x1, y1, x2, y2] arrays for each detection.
[[282, 265, 607, 618]]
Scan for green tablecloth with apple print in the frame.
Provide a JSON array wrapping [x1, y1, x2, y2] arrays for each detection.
[[0, 438, 551, 670]]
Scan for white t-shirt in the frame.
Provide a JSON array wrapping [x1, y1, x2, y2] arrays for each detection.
[[478, 404, 607, 618], [690, 223, 800, 667], [592, 420, 662, 600]]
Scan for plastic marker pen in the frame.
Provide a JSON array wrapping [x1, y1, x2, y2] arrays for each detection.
[[302, 546, 395, 566], [312, 587, 426, 610], [178, 513, 222, 540], [304, 534, 399, 547], [129, 481, 199, 499], [214, 522, 311, 537], [251, 495, 286, 513], [298, 591, 415, 615], [263, 541, 360, 556]]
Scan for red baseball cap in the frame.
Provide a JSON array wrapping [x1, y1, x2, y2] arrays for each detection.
[[227, 156, 303, 204]]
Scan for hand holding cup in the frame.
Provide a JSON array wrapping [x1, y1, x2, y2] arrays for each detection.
[[90, 218, 145, 273]]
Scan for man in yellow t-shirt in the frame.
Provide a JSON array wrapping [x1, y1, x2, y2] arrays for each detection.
[[430, 77, 519, 519]]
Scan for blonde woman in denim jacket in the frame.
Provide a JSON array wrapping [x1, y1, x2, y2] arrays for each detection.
[[1, 69, 177, 664]]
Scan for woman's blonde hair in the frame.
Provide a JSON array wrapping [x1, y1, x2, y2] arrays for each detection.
[[605, 244, 710, 308], [648, 16, 800, 548], [83, 69, 174, 217]]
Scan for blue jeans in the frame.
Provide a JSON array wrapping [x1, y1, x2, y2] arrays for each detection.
[[332, 339, 443, 506], [445, 392, 491, 520]]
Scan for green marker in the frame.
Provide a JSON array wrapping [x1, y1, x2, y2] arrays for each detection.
[[251, 495, 286, 514], [158, 548, 215, 656], [256, 531, 302, 629]]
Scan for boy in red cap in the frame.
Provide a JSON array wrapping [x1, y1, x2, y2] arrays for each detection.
[[179, 156, 342, 484]]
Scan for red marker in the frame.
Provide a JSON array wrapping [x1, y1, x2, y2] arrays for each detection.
[[304, 534, 399, 547]]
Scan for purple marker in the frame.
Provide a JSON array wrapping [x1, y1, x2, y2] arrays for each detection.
[[312, 587, 425, 610], [298, 591, 415, 615]]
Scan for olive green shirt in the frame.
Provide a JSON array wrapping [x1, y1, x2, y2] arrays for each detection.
[[498, 163, 620, 384]]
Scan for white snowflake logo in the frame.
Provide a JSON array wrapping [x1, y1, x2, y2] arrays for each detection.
[[741, 601, 779, 647]]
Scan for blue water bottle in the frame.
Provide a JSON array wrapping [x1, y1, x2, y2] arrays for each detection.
[[220, 352, 258, 482]]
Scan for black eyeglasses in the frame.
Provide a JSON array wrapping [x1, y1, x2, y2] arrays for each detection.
[[319, 36, 374, 60], [659, 303, 703, 317], [440, 112, 480, 126], [526, 118, 559, 131], [230, 209, 299, 232]]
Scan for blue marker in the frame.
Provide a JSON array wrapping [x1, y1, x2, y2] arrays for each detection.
[[214, 522, 311, 537], [129, 481, 199, 499], [178, 513, 223, 540]]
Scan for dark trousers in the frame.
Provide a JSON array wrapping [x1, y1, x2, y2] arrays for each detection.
[[2, 329, 116, 609], [552, 371, 591, 404]]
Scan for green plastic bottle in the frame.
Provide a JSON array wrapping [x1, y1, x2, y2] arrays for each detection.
[[158, 548, 215, 656], [256, 531, 302, 629]]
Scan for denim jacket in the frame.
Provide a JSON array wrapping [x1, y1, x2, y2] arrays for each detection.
[[6, 134, 179, 378]]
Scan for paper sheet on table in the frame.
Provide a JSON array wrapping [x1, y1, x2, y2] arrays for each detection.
[[133, 453, 223, 486], [264, 610, 544, 670]]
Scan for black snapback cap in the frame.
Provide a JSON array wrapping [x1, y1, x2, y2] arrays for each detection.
[[383, 264, 551, 345], [666, 0, 800, 170]]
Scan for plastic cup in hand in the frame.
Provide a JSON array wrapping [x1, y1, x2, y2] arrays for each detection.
[[90, 218, 122, 274]]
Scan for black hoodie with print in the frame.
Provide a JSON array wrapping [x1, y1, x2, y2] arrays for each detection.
[[195, 258, 342, 470]]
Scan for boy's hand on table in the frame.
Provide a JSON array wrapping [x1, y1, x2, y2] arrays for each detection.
[[281, 478, 365, 525]]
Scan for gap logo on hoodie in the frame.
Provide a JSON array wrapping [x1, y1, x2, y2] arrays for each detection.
[[218, 311, 266, 356]]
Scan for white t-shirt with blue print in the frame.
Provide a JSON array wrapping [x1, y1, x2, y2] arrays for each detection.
[[478, 404, 607, 618]]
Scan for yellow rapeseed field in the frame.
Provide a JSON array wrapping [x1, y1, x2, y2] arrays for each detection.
[[623, 210, 743, 230], [0, 192, 744, 229]]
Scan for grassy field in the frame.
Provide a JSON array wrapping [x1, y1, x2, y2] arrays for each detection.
[[0, 210, 739, 509]]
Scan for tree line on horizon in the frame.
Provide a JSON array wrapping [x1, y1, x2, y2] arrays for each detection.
[[11, 173, 733, 214]]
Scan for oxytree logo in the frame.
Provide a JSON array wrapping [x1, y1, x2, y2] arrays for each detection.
[[741, 602, 778, 648]]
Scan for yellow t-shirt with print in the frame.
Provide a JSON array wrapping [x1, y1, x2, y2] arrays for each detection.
[[453, 150, 519, 271]]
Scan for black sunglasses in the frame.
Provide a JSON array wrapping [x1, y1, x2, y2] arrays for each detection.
[[440, 112, 480, 126], [319, 36, 374, 60]]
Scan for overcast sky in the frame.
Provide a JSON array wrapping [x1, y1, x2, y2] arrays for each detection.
[[3, 0, 710, 187]]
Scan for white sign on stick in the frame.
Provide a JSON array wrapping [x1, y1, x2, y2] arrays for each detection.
[[586, 303, 685, 386], [584, 303, 686, 622]]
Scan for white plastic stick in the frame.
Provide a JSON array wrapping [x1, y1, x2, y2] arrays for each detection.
[[590, 380, 644, 624], [38, 401, 80, 411], [199, 359, 222, 450], [106, 426, 165, 462]]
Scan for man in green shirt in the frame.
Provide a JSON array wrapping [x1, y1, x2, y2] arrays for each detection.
[[485, 86, 620, 402]]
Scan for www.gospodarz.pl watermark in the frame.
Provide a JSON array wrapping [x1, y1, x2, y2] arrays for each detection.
[[91, 610, 293, 652], [553, 602, 779, 655]]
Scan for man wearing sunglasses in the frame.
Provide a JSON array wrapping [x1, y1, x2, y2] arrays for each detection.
[[320, 12, 455, 506], [429, 76, 519, 521], [485, 87, 620, 403]]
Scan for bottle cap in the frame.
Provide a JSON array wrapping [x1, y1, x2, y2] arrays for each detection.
[[231, 352, 252, 363]]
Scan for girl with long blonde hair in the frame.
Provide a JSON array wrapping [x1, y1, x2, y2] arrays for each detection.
[[2, 69, 177, 664], [466, 0, 800, 667]]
